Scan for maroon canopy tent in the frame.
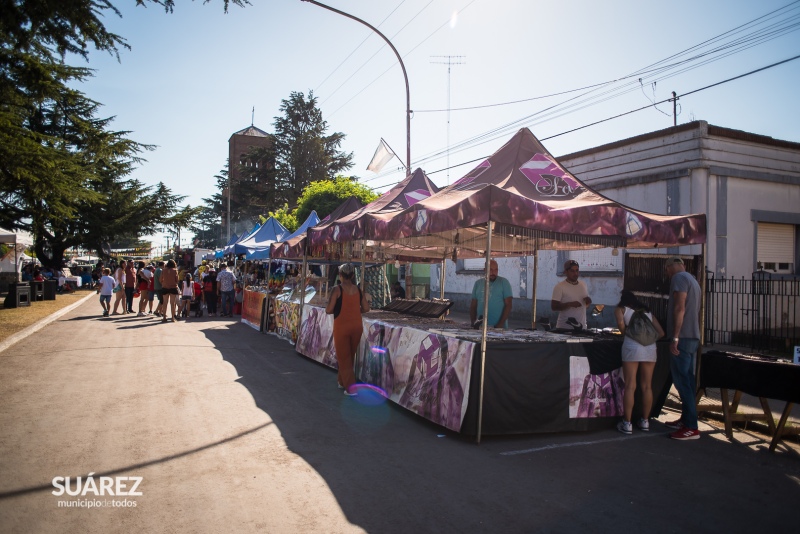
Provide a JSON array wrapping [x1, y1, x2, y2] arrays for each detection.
[[270, 196, 364, 261], [361, 128, 706, 261], [308, 168, 440, 260]]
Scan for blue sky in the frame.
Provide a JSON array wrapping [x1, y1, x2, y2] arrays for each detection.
[[75, 0, 800, 248]]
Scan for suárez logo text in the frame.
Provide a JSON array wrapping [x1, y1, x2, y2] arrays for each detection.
[[51, 474, 143, 497]]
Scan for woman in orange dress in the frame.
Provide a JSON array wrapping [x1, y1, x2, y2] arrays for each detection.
[[326, 263, 370, 396]]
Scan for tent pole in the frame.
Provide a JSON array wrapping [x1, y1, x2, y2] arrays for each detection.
[[440, 258, 446, 300], [531, 247, 539, 329], [696, 242, 708, 392], [299, 248, 308, 339], [476, 221, 493, 444], [360, 239, 366, 292], [384, 262, 391, 308]]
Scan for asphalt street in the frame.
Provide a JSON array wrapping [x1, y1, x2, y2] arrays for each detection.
[[0, 297, 798, 533]]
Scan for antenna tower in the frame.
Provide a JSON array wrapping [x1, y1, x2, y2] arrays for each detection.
[[430, 55, 465, 185]]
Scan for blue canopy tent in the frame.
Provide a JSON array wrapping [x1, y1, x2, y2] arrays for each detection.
[[279, 211, 320, 244], [239, 217, 289, 259], [215, 233, 238, 258], [224, 223, 261, 256]]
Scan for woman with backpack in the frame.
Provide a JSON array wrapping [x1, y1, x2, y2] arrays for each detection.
[[325, 263, 370, 397], [614, 290, 665, 435]]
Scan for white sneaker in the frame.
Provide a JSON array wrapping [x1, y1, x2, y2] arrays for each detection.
[[136, 312, 145, 317], [617, 420, 632, 435], [636, 418, 650, 432]]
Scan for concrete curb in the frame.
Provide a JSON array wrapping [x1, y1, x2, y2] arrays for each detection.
[[0, 292, 95, 354]]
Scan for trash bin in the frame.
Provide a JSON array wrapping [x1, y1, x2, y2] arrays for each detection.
[[43, 280, 58, 300], [32, 280, 44, 301], [4, 282, 31, 308]]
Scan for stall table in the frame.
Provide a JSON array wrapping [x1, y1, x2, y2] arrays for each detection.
[[296, 305, 672, 435], [699, 350, 800, 451]]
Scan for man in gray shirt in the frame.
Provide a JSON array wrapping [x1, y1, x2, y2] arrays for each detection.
[[664, 257, 702, 441]]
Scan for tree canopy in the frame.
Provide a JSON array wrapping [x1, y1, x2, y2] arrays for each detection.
[[0, 0, 238, 266], [292, 176, 378, 224], [272, 91, 354, 208]]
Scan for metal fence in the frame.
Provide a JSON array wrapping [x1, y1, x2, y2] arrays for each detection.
[[705, 272, 800, 354]]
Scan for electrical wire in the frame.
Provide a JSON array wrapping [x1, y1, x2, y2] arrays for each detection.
[[314, 0, 408, 93], [319, 0, 435, 106], [366, 53, 800, 191]]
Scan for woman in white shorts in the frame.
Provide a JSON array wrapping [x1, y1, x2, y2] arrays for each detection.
[[614, 290, 665, 434], [177, 273, 194, 320]]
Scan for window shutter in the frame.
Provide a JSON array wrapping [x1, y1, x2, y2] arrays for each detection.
[[757, 223, 795, 264]]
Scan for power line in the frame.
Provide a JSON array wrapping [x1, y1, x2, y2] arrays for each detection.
[[324, 0, 479, 118], [411, 1, 800, 115], [314, 0, 408, 93], [368, 53, 800, 191], [319, 0, 435, 106]]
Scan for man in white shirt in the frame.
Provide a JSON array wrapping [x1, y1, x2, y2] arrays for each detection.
[[551, 259, 592, 329]]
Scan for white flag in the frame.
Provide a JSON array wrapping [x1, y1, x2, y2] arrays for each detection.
[[366, 138, 397, 173]]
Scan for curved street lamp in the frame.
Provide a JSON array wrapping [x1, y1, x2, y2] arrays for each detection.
[[300, 0, 412, 176]]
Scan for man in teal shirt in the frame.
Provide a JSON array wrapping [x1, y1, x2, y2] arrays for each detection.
[[469, 259, 513, 329]]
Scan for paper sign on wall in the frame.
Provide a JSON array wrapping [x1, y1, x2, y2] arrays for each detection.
[[794, 346, 800, 365]]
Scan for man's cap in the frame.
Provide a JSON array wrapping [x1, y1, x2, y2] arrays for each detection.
[[563, 260, 579, 272], [665, 257, 684, 267]]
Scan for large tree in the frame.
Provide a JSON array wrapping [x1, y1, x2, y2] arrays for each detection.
[[1, 0, 241, 265], [272, 90, 354, 207]]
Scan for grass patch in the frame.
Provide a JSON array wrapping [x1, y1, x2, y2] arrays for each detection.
[[0, 290, 91, 344]]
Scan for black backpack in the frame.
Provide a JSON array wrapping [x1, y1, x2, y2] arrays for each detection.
[[625, 308, 659, 346], [333, 286, 362, 319]]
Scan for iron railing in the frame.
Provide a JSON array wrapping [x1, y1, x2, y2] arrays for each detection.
[[705, 272, 800, 354]]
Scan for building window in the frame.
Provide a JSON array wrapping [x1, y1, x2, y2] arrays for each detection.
[[462, 258, 487, 271], [560, 248, 623, 275], [757, 222, 795, 274]]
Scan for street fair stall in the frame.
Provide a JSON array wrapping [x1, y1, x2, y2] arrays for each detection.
[[296, 306, 673, 434], [264, 198, 365, 340], [699, 350, 800, 452], [241, 287, 268, 330], [240, 217, 289, 260], [291, 128, 708, 439]]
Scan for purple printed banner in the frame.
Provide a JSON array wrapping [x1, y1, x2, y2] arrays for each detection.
[[568, 356, 625, 418], [295, 306, 477, 432], [356, 320, 475, 432]]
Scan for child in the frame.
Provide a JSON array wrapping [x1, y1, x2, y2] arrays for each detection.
[[192, 277, 203, 317], [177, 273, 194, 320], [97, 268, 116, 317], [233, 281, 244, 315]]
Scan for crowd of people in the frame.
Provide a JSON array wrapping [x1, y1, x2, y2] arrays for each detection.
[[95, 259, 246, 322]]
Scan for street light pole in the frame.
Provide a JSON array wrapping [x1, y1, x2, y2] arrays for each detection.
[[300, 0, 412, 176], [227, 173, 231, 242]]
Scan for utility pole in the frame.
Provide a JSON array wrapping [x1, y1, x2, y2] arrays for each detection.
[[672, 91, 678, 126], [430, 56, 465, 185]]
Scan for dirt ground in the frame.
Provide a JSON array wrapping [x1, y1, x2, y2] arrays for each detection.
[[0, 298, 797, 533]]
